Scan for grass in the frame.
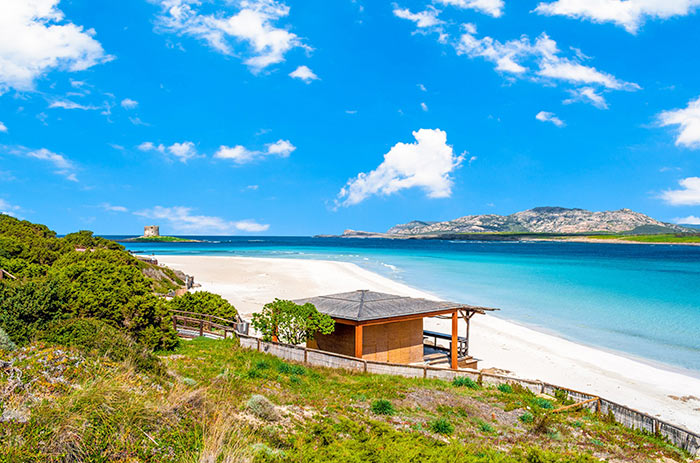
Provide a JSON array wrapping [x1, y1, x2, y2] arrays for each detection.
[[586, 233, 700, 243], [0, 337, 693, 462]]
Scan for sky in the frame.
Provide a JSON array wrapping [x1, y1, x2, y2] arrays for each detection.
[[1, 0, 700, 235]]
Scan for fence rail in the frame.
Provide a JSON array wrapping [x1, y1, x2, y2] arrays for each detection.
[[173, 322, 700, 455], [171, 310, 240, 339]]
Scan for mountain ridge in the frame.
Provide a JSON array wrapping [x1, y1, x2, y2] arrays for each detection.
[[381, 207, 694, 236]]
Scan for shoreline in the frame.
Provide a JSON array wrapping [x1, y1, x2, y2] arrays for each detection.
[[155, 254, 700, 433]]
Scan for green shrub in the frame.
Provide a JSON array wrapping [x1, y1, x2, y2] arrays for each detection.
[[478, 421, 494, 433], [252, 298, 334, 345], [0, 327, 16, 351], [532, 397, 554, 410], [519, 412, 534, 424], [429, 418, 454, 435], [38, 318, 165, 374], [167, 291, 238, 320], [453, 376, 479, 389], [497, 383, 513, 393], [554, 389, 574, 405], [247, 394, 279, 421], [370, 399, 395, 415]]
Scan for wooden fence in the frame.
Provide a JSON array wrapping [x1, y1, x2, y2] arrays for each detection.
[[174, 323, 700, 456], [171, 310, 240, 339]]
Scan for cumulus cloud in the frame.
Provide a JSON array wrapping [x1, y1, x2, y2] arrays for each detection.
[[49, 99, 99, 110], [151, 0, 308, 72], [100, 203, 128, 213], [214, 139, 295, 164], [0, 199, 21, 217], [536, 111, 565, 127], [0, 0, 112, 94], [435, 0, 505, 17], [420, 102, 429, 111], [534, 0, 700, 34], [0, 122, 6, 133], [2, 145, 78, 181], [121, 98, 138, 109], [661, 177, 700, 205], [336, 128, 464, 207], [289, 65, 318, 83], [139, 141, 199, 163], [393, 6, 444, 28], [453, 26, 638, 107], [674, 215, 700, 225], [658, 96, 700, 149], [135, 206, 269, 234], [564, 86, 608, 109]]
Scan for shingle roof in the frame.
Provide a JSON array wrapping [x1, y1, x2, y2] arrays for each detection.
[[294, 290, 496, 322]]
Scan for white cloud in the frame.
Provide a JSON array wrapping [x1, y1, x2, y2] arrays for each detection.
[[0, 122, 6, 133], [336, 128, 464, 207], [536, 110, 565, 127], [135, 205, 269, 234], [214, 139, 295, 164], [138, 140, 199, 162], [121, 98, 138, 109], [393, 6, 444, 28], [0, 199, 21, 217], [435, 0, 505, 17], [49, 99, 98, 110], [454, 27, 638, 107], [661, 177, 700, 205], [418, 83, 427, 91], [420, 102, 429, 111], [289, 65, 318, 83], [535, 0, 700, 33], [674, 215, 700, 225], [564, 86, 608, 109], [100, 202, 128, 213], [9, 146, 79, 181], [151, 0, 308, 72], [658, 96, 700, 149], [0, 0, 112, 94], [345, 110, 358, 114]]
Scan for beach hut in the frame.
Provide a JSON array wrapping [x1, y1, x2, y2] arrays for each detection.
[[295, 290, 496, 369]]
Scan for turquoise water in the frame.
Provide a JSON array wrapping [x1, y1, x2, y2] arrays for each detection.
[[117, 236, 700, 373]]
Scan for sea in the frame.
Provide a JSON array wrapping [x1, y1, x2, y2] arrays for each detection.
[[114, 236, 700, 374]]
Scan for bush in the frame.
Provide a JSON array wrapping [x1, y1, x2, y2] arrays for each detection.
[[478, 421, 494, 433], [38, 318, 165, 374], [247, 394, 279, 421], [370, 399, 395, 415], [497, 383, 513, 393], [167, 291, 238, 320], [519, 412, 534, 424], [532, 397, 554, 410], [429, 418, 454, 435], [0, 327, 16, 351], [453, 376, 479, 389], [252, 299, 334, 345]]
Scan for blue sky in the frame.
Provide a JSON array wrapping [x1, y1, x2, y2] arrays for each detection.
[[2, 0, 700, 235]]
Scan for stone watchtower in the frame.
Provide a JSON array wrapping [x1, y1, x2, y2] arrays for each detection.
[[144, 225, 160, 237]]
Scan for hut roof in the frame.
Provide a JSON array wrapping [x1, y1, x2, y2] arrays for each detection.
[[294, 290, 497, 323]]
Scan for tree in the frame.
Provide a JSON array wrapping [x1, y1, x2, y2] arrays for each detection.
[[167, 291, 238, 320], [251, 299, 334, 345]]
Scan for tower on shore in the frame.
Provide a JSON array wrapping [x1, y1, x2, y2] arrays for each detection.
[[144, 225, 160, 237]]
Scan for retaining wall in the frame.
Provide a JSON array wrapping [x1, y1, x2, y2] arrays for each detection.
[[230, 333, 700, 456]]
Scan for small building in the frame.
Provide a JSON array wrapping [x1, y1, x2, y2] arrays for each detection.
[[144, 225, 160, 237], [296, 290, 496, 370]]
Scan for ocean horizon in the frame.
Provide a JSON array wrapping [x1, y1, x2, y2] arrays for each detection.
[[115, 236, 700, 374]]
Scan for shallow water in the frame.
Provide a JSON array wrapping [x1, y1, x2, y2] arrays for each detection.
[[116, 236, 700, 372]]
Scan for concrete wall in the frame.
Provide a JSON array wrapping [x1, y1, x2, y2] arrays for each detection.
[[232, 333, 700, 456]]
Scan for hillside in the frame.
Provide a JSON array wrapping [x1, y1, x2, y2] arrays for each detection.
[[386, 207, 692, 236], [1, 337, 692, 462]]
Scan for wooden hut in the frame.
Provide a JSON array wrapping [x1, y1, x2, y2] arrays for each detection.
[[296, 290, 496, 369]]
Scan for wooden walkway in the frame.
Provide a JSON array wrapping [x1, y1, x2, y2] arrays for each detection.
[[171, 310, 240, 339]]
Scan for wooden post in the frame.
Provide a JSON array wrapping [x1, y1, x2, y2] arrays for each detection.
[[354, 325, 363, 359], [451, 311, 458, 370], [199, 319, 204, 337], [172, 316, 177, 331]]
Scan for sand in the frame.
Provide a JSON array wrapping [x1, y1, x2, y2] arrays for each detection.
[[156, 254, 700, 433]]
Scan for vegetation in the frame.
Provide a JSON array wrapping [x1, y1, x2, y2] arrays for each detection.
[[167, 290, 238, 320], [585, 233, 700, 244], [453, 376, 480, 389], [123, 236, 200, 243], [0, 336, 690, 462], [0, 214, 178, 350], [252, 298, 335, 344], [370, 398, 395, 415]]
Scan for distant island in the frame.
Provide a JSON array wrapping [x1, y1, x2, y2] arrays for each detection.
[[118, 225, 201, 243], [324, 207, 700, 245]]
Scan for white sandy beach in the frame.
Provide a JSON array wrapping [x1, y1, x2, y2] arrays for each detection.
[[157, 254, 700, 433]]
